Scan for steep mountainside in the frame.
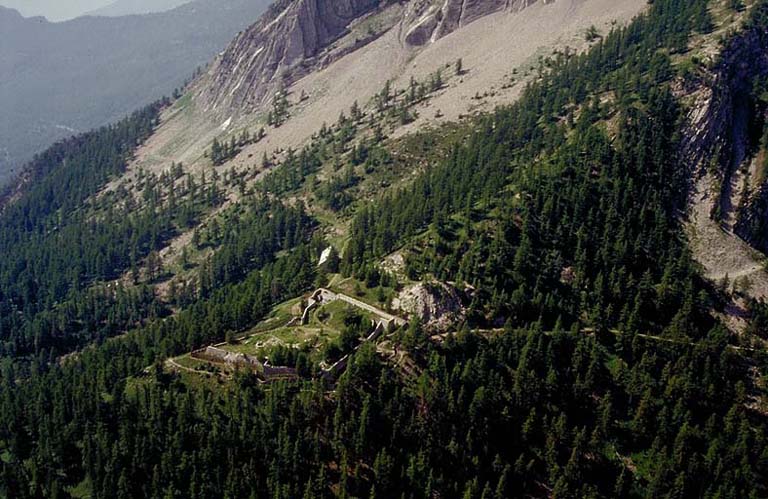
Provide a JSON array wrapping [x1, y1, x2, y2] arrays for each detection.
[[198, 0, 381, 112], [0, 0, 271, 185], [678, 6, 768, 328], [1, 0, 768, 498], [117, 0, 643, 186], [85, 0, 192, 17], [198, 0, 543, 113]]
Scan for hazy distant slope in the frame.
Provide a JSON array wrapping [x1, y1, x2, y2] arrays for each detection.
[[0, 0, 271, 185], [86, 0, 192, 17], [0, 0, 109, 21]]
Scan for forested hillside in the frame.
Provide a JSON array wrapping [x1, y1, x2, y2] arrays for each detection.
[[0, 0, 272, 185], [0, 0, 767, 498]]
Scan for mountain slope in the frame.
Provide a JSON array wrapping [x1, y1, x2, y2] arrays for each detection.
[[0, 0, 110, 21], [0, 0, 271, 185], [85, 0, 192, 17], [676, 3, 768, 330], [116, 0, 643, 186], [1, 0, 768, 498]]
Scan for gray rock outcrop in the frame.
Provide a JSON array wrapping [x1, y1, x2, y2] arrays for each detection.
[[198, 0, 379, 111], [393, 281, 465, 331], [679, 22, 768, 251], [197, 0, 546, 114]]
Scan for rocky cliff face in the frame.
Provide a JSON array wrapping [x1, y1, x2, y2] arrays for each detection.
[[728, 26, 768, 252], [681, 17, 768, 304], [404, 0, 541, 45], [680, 23, 768, 251], [738, 184, 768, 253], [197, 0, 545, 114], [681, 27, 768, 181], [197, 0, 380, 112]]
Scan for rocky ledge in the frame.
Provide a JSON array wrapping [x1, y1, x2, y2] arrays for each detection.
[[197, 0, 547, 115]]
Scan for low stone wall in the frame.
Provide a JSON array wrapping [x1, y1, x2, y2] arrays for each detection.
[[191, 346, 228, 363], [286, 316, 301, 327], [301, 289, 339, 325], [301, 299, 319, 325], [189, 288, 409, 384], [332, 291, 405, 326], [263, 364, 298, 378], [322, 354, 350, 381], [367, 321, 386, 342], [191, 345, 301, 381], [321, 320, 390, 381], [191, 346, 261, 370], [299, 288, 407, 330]]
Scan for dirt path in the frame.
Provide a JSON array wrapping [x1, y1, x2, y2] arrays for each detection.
[[165, 357, 200, 374]]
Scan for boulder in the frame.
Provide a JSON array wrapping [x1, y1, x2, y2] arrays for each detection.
[[393, 281, 465, 330]]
